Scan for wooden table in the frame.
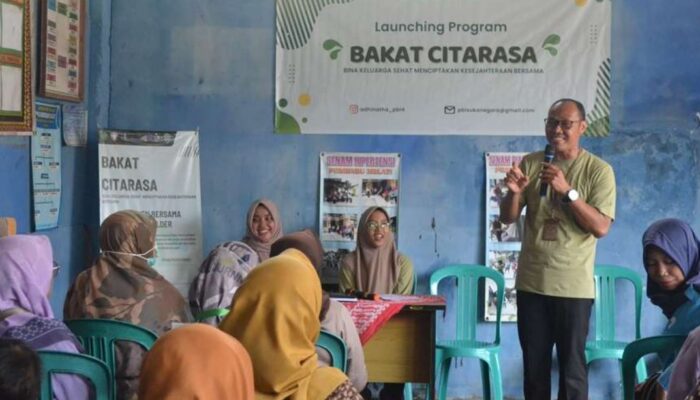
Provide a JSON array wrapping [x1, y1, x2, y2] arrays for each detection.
[[341, 296, 445, 400]]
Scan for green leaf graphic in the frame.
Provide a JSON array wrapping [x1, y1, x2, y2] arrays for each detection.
[[542, 34, 560, 47], [544, 47, 558, 56], [323, 39, 342, 50], [322, 39, 343, 60]]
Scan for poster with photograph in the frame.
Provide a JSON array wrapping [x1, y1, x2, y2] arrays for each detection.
[[484, 152, 527, 322], [319, 152, 400, 284]]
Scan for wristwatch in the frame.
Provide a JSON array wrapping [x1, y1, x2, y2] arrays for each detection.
[[563, 188, 579, 203]]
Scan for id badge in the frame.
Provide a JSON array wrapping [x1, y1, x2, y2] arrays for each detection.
[[542, 218, 559, 241]]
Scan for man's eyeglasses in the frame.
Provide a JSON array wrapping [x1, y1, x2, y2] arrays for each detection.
[[367, 221, 390, 232], [544, 117, 582, 131], [52, 261, 61, 277]]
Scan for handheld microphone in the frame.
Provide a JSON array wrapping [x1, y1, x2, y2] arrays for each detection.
[[540, 144, 554, 196]]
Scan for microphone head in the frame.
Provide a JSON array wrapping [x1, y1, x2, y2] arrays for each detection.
[[544, 144, 554, 162]]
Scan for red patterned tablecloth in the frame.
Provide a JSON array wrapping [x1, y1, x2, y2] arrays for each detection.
[[340, 295, 445, 345]]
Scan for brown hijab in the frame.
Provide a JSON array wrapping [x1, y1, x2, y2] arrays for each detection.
[[64, 210, 191, 333], [139, 324, 255, 400], [340, 207, 400, 294], [242, 199, 283, 261]]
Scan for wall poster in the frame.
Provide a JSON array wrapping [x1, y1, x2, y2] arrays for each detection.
[[98, 129, 203, 295], [318, 152, 400, 284], [31, 101, 62, 230], [484, 152, 527, 322], [39, 0, 85, 102]]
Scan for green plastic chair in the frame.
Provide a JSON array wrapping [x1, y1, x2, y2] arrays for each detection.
[[316, 329, 348, 372], [194, 307, 230, 322], [64, 319, 158, 399], [38, 350, 112, 400], [430, 264, 504, 400], [585, 264, 647, 385], [621, 334, 687, 400]]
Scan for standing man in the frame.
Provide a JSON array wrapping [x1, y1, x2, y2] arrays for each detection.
[[500, 98, 616, 400]]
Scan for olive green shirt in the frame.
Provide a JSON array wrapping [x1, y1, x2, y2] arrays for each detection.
[[516, 149, 616, 299], [339, 253, 414, 295]]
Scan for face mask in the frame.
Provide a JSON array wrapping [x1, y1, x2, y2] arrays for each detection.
[[104, 246, 158, 267]]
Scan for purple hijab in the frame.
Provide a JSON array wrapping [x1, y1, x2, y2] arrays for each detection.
[[0, 235, 88, 400], [0, 235, 54, 319], [643, 219, 700, 318]]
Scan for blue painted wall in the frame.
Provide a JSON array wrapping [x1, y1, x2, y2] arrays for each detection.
[[0, 0, 691, 398], [98, 0, 700, 398]]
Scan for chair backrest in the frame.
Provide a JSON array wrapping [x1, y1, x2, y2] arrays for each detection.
[[64, 319, 158, 398], [429, 264, 505, 343], [38, 350, 112, 400], [621, 334, 687, 400], [194, 307, 230, 323], [593, 264, 644, 341], [316, 329, 348, 372]]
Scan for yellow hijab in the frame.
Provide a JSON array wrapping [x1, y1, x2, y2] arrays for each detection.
[[220, 249, 348, 400], [139, 324, 255, 400]]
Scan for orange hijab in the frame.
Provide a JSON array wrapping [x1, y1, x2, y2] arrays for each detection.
[[220, 249, 347, 400], [139, 324, 254, 400], [341, 206, 400, 293]]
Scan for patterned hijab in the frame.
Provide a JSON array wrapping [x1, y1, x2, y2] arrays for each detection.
[[643, 218, 700, 318], [341, 207, 400, 294], [0, 235, 54, 319], [64, 210, 190, 334], [219, 249, 348, 400], [188, 241, 259, 325], [139, 324, 255, 400], [242, 199, 283, 261]]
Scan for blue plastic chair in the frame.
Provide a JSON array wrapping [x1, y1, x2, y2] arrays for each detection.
[[430, 264, 504, 400], [65, 319, 158, 399], [316, 329, 348, 372], [585, 264, 647, 386], [38, 350, 112, 400], [621, 334, 687, 400]]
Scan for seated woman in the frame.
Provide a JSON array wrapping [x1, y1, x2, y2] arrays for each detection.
[[339, 207, 414, 400], [637, 218, 700, 397], [64, 210, 191, 400], [270, 230, 368, 393], [242, 198, 283, 261], [139, 324, 255, 400], [0, 235, 88, 400], [220, 235, 363, 400], [339, 206, 414, 295], [188, 241, 259, 324]]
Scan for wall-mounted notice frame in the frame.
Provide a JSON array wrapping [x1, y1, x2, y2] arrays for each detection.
[[0, 0, 33, 134], [39, 0, 85, 102]]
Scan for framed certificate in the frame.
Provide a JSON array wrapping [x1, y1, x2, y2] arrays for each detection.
[[0, 0, 33, 134], [38, 0, 85, 102]]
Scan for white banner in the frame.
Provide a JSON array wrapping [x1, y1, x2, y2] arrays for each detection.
[[275, 0, 610, 136], [98, 130, 203, 295], [484, 152, 527, 322], [318, 152, 400, 284]]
